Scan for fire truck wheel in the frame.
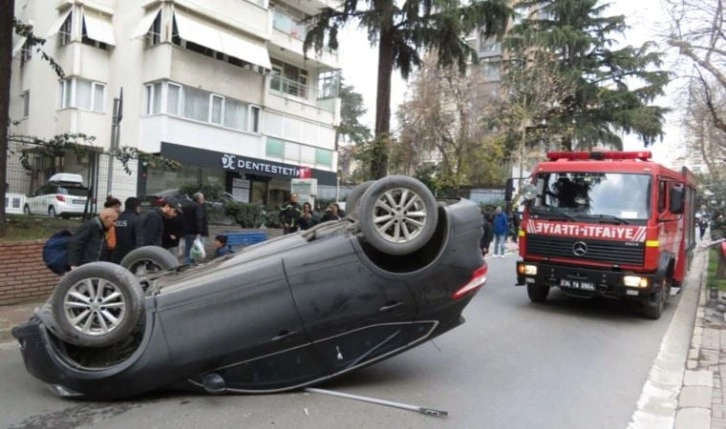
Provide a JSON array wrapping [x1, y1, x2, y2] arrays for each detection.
[[642, 284, 665, 320], [527, 283, 550, 303]]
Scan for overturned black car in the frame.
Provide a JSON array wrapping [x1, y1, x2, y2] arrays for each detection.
[[12, 176, 486, 399]]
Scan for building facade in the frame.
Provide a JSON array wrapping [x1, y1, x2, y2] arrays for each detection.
[[8, 0, 341, 210]]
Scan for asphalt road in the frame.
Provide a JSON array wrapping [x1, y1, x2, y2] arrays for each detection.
[[0, 254, 678, 429]]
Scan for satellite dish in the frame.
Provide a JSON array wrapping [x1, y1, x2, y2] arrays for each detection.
[[521, 184, 537, 201]]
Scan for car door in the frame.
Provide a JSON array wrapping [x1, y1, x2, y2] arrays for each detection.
[[285, 237, 418, 374], [30, 185, 48, 214], [157, 256, 328, 392]]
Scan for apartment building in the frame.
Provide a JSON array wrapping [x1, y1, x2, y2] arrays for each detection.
[[8, 0, 341, 209]]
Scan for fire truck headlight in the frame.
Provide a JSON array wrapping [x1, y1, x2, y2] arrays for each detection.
[[518, 264, 538, 276], [623, 276, 649, 288]]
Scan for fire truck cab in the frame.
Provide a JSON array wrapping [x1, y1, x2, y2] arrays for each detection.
[[515, 151, 698, 319]]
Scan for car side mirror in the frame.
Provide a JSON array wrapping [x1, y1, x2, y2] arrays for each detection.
[[669, 185, 685, 214]]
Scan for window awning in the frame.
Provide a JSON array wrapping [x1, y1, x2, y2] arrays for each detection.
[[12, 37, 27, 58], [132, 7, 161, 39], [83, 12, 116, 46], [173, 10, 271, 70], [46, 9, 72, 38]]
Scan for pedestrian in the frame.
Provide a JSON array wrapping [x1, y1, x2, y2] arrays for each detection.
[[699, 217, 709, 240], [213, 235, 235, 258], [163, 214, 186, 256], [480, 210, 494, 256], [320, 203, 342, 222], [100, 197, 122, 261], [67, 208, 119, 270], [136, 198, 183, 248], [492, 206, 509, 257], [111, 197, 141, 264], [104, 197, 122, 214], [182, 192, 209, 265], [279, 193, 302, 234], [298, 202, 318, 230], [508, 208, 520, 245]]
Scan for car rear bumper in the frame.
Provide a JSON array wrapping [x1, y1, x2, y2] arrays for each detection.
[[515, 261, 656, 298]]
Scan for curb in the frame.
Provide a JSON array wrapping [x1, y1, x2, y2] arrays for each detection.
[[627, 247, 706, 429]]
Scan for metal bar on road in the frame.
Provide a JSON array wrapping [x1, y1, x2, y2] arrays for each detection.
[[304, 387, 448, 417]]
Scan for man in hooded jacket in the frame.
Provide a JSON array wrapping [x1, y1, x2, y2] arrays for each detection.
[[135, 199, 183, 248]]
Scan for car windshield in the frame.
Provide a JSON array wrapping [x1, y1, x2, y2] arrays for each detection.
[[58, 186, 88, 197], [531, 172, 651, 221]]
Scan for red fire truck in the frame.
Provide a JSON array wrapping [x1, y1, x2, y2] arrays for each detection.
[[515, 151, 698, 319]]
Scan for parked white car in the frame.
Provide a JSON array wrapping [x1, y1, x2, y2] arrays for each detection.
[[23, 173, 89, 218]]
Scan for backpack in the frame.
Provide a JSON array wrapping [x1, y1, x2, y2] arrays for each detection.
[[43, 230, 72, 275]]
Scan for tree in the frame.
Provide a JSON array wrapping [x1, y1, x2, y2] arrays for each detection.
[[509, 0, 670, 150], [395, 52, 507, 190], [665, 0, 726, 171], [336, 81, 372, 182], [304, 0, 512, 178]]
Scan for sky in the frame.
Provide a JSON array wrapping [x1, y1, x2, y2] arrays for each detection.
[[336, 0, 683, 166]]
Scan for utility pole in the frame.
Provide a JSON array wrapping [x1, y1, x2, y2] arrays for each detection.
[[106, 88, 123, 197]]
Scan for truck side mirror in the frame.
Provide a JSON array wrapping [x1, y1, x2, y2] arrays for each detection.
[[521, 184, 537, 201], [669, 185, 685, 214]]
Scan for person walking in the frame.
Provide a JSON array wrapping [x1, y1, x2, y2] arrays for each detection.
[[320, 203, 343, 222], [492, 206, 509, 257], [279, 193, 302, 234], [182, 192, 209, 265], [68, 208, 119, 270], [111, 197, 141, 264], [480, 210, 494, 256], [136, 198, 183, 248]]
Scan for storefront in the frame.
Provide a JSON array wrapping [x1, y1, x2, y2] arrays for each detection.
[[138, 142, 337, 207]]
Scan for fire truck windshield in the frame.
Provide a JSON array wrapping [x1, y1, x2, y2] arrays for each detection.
[[530, 172, 652, 221]]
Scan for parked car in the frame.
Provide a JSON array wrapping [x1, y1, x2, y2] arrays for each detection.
[[13, 176, 486, 399], [22, 173, 89, 218]]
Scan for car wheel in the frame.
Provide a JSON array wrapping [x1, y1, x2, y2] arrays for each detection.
[[345, 180, 375, 219], [357, 176, 438, 256], [121, 246, 181, 277], [527, 283, 549, 303], [50, 262, 144, 348], [642, 280, 666, 320], [48, 206, 57, 217], [23, 205, 31, 215]]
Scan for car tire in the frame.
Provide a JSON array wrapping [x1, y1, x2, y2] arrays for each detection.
[[48, 206, 57, 217], [121, 246, 181, 278], [357, 176, 438, 256], [527, 283, 550, 303], [50, 262, 145, 348], [23, 205, 31, 215], [345, 180, 375, 219]]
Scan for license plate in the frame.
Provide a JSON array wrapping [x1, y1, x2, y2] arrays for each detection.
[[560, 279, 596, 291], [73, 199, 85, 204]]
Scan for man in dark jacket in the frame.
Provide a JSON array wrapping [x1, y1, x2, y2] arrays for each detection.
[[136, 198, 183, 248], [480, 210, 494, 256], [279, 193, 302, 234], [111, 197, 141, 264], [68, 208, 119, 269], [182, 192, 209, 264]]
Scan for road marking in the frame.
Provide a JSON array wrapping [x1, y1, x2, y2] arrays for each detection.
[[626, 250, 706, 429]]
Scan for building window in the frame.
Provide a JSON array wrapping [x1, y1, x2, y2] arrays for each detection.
[[147, 12, 162, 47], [271, 4, 308, 40], [167, 83, 181, 115], [145, 82, 162, 115], [210, 94, 224, 125], [266, 137, 285, 158], [59, 13, 73, 46], [270, 59, 308, 98], [480, 58, 501, 79], [21, 91, 30, 118], [316, 148, 332, 167], [317, 71, 340, 99], [20, 42, 32, 66], [59, 80, 72, 108], [82, 23, 108, 50], [58, 78, 106, 112], [250, 106, 260, 133], [183, 86, 210, 122]]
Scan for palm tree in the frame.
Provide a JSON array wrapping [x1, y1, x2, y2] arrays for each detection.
[[304, 0, 512, 179]]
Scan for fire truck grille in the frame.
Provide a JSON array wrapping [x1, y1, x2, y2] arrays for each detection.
[[525, 234, 645, 266]]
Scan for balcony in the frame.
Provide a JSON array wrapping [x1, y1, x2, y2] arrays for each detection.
[[173, 0, 269, 40], [269, 10, 339, 69]]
